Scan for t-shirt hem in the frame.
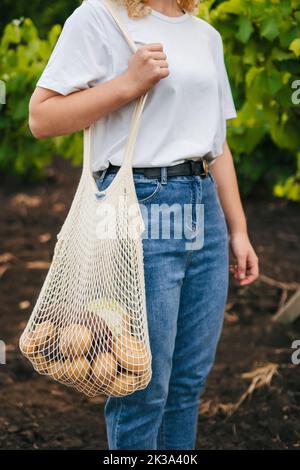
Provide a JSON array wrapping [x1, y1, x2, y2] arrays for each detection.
[[225, 109, 237, 120], [36, 80, 73, 96]]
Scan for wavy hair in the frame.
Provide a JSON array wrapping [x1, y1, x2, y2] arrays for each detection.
[[113, 0, 200, 18]]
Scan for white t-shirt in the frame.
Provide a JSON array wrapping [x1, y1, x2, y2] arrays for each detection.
[[36, 0, 237, 171]]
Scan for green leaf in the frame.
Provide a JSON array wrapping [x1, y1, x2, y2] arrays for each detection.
[[279, 25, 300, 48], [217, 0, 244, 15], [266, 71, 284, 95], [236, 16, 254, 43], [271, 47, 293, 61], [289, 38, 300, 57], [48, 24, 61, 48], [274, 177, 300, 201], [245, 66, 264, 88], [260, 17, 280, 41]]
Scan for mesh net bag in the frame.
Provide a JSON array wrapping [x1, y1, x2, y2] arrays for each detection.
[[19, 0, 152, 398]]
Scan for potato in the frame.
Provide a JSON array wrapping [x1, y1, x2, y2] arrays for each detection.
[[82, 377, 109, 397], [20, 332, 36, 357], [107, 372, 139, 396], [94, 320, 113, 353], [113, 334, 150, 373], [34, 321, 56, 347], [64, 357, 90, 383], [137, 369, 151, 388], [31, 353, 48, 373], [48, 360, 67, 381], [91, 352, 118, 388], [42, 341, 61, 362], [82, 316, 113, 357], [59, 324, 92, 358], [87, 298, 130, 336], [83, 383, 103, 398]]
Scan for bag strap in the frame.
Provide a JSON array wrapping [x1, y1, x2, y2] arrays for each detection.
[[102, 0, 138, 54], [84, 0, 149, 176]]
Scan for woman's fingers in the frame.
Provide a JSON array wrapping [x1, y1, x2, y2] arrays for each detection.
[[230, 251, 259, 285], [154, 59, 169, 68], [241, 251, 259, 285], [229, 233, 259, 286], [229, 255, 247, 280], [126, 42, 170, 95], [150, 51, 167, 60], [237, 255, 247, 280]]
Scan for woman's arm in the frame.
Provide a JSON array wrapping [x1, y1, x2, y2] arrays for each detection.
[[29, 73, 137, 139], [29, 43, 169, 139], [210, 141, 259, 286]]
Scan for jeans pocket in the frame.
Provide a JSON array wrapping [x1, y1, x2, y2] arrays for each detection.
[[134, 177, 162, 203], [95, 173, 162, 203], [95, 172, 115, 193]]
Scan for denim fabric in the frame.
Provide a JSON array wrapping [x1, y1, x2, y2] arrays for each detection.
[[95, 169, 229, 450]]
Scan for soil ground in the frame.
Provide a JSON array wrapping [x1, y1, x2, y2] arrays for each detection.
[[0, 157, 300, 450]]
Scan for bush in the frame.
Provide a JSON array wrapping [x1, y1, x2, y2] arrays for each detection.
[[199, 0, 300, 200], [1, 1, 300, 199], [0, 18, 82, 180], [0, 1, 79, 36]]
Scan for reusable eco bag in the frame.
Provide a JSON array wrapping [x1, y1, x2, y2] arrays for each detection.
[[19, 0, 152, 398]]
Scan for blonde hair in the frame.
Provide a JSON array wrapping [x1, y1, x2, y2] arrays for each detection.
[[113, 0, 200, 18]]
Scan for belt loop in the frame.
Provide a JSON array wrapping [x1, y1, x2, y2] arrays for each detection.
[[98, 167, 108, 184], [160, 167, 168, 185], [94, 167, 108, 200]]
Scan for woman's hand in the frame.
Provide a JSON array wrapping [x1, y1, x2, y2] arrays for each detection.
[[229, 232, 259, 286], [124, 43, 169, 97], [210, 142, 259, 287]]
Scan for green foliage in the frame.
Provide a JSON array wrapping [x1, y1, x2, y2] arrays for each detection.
[[0, 18, 82, 180], [1, 1, 300, 198], [199, 0, 300, 200], [0, 1, 80, 36]]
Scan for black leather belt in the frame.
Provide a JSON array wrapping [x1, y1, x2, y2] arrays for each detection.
[[93, 153, 212, 181]]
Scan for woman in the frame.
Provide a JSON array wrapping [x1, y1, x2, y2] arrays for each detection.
[[29, 0, 259, 450]]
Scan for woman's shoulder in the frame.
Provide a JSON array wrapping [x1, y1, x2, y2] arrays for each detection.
[[58, 0, 120, 44], [64, 0, 114, 28], [190, 14, 222, 44]]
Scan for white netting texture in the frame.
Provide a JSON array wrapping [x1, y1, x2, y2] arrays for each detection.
[[20, 147, 152, 397], [19, 0, 152, 395]]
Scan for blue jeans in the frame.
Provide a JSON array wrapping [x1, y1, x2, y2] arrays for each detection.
[[95, 168, 229, 450]]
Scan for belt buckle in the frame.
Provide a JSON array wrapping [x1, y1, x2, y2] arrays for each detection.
[[190, 159, 209, 176], [190, 158, 209, 176], [203, 159, 209, 176]]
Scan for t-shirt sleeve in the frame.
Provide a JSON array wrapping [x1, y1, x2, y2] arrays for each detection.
[[36, 0, 111, 96], [212, 31, 237, 120]]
